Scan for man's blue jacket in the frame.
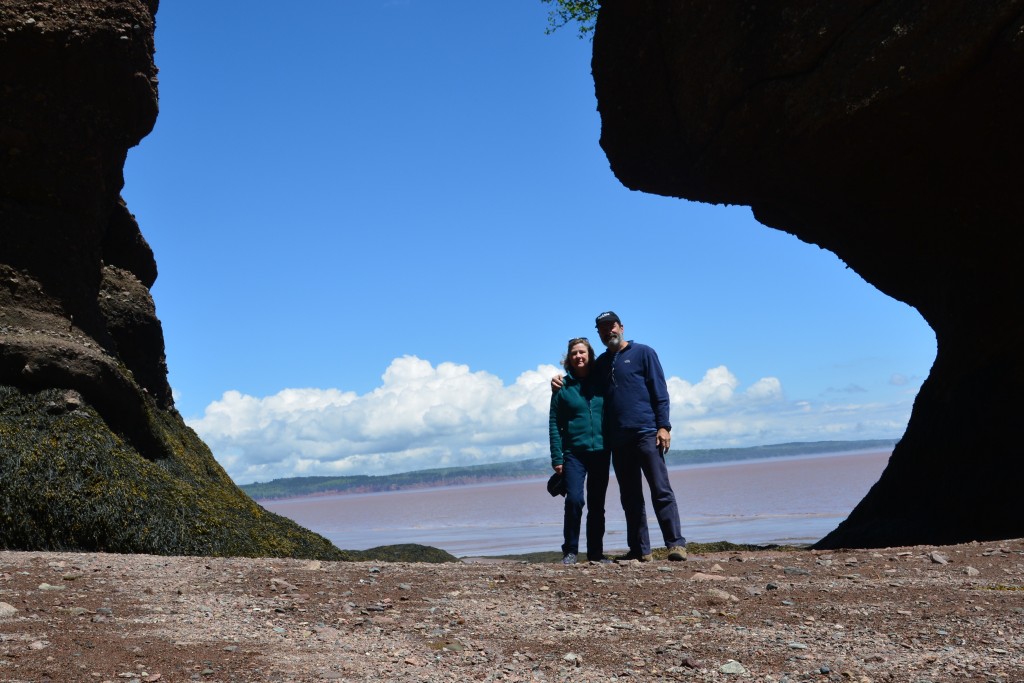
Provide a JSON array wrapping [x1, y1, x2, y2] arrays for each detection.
[[593, 341, 671, 442]]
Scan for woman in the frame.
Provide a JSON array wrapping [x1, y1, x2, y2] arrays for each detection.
[[549, 337, 610, 565]]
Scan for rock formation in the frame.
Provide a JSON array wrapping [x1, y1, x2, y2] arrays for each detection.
[[0, 1, 345, 559], [592, 1, 1024, 547]]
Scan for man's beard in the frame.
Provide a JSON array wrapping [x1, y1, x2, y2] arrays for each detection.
[[604, 333, 622, 350]]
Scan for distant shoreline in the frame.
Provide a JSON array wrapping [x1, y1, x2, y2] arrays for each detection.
[[666, 446, 892, 472], [259, 449, 893, 505], [244, 439, 896, 503], [250, 474, 550, 502]]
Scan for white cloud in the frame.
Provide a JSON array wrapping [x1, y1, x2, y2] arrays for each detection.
[[191, 356, 558, 483], [668, 366, 783, 417], [190, 356, 912, 484]]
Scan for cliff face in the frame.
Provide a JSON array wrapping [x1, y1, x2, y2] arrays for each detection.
[[0, 1, 344, 559], [592, 1, 1024, 547]]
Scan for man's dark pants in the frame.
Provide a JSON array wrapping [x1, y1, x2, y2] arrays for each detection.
[[611, 431, 685, 555], [562, 449, 611, 559]]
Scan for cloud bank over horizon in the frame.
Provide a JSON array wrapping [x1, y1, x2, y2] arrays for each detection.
[[188, 355, 913, 484]]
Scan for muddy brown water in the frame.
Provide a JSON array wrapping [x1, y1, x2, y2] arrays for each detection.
[[263, 449, 891, 556]]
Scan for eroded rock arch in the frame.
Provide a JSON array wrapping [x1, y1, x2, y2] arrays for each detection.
[[592, 0, 1024, 547]]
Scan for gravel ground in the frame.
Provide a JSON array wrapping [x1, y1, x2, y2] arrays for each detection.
[[2, 540, 1022, 682]]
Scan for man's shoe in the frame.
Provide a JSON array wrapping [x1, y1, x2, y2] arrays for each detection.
[[667, 546, 688, 562], [618, 550, 653, 563], [561, 553, 577, 565]]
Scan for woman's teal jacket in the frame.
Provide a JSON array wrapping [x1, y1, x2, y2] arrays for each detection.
[[548, 371, 605, 466]]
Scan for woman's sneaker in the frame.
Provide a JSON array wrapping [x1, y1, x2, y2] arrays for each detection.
[[561, 553, 577, 565]]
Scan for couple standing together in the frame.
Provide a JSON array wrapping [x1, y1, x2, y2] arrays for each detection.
[[548, 311, 687, 565]]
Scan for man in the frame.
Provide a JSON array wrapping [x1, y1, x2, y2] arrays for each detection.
[[592, 311, 686, 562]]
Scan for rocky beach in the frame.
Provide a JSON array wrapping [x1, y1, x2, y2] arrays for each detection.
[[2, 540, 1022, 682]]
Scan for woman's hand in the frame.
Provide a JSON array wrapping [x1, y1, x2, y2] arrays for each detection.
[[550, 374, 564, 392], [553, 465, 564, 474]]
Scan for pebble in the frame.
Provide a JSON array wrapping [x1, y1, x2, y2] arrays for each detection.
[[690, 571, 737, 581], [929, 551, 949, 565], [707, 588, 739, 603], [719, 660, 747, 674], [270, 577, 298, 592], [0, 602, 17, 619]]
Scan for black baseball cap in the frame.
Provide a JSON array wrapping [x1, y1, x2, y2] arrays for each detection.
[[595, 311, 621, 328], [547, 472, 567, 497]]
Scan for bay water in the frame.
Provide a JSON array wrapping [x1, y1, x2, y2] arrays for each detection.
[[262, 449, 890, 557]]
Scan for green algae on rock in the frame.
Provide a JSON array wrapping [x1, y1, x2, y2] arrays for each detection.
[[0, 386, 350, 560]]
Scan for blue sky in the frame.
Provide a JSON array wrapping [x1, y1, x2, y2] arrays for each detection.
[[122, 1, 936, 485]]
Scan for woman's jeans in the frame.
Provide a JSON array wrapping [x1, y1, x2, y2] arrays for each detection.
[[562, 449, 611, 558]]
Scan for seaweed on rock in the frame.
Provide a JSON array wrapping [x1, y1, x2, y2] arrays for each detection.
[[0, 385, 351, 560]]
